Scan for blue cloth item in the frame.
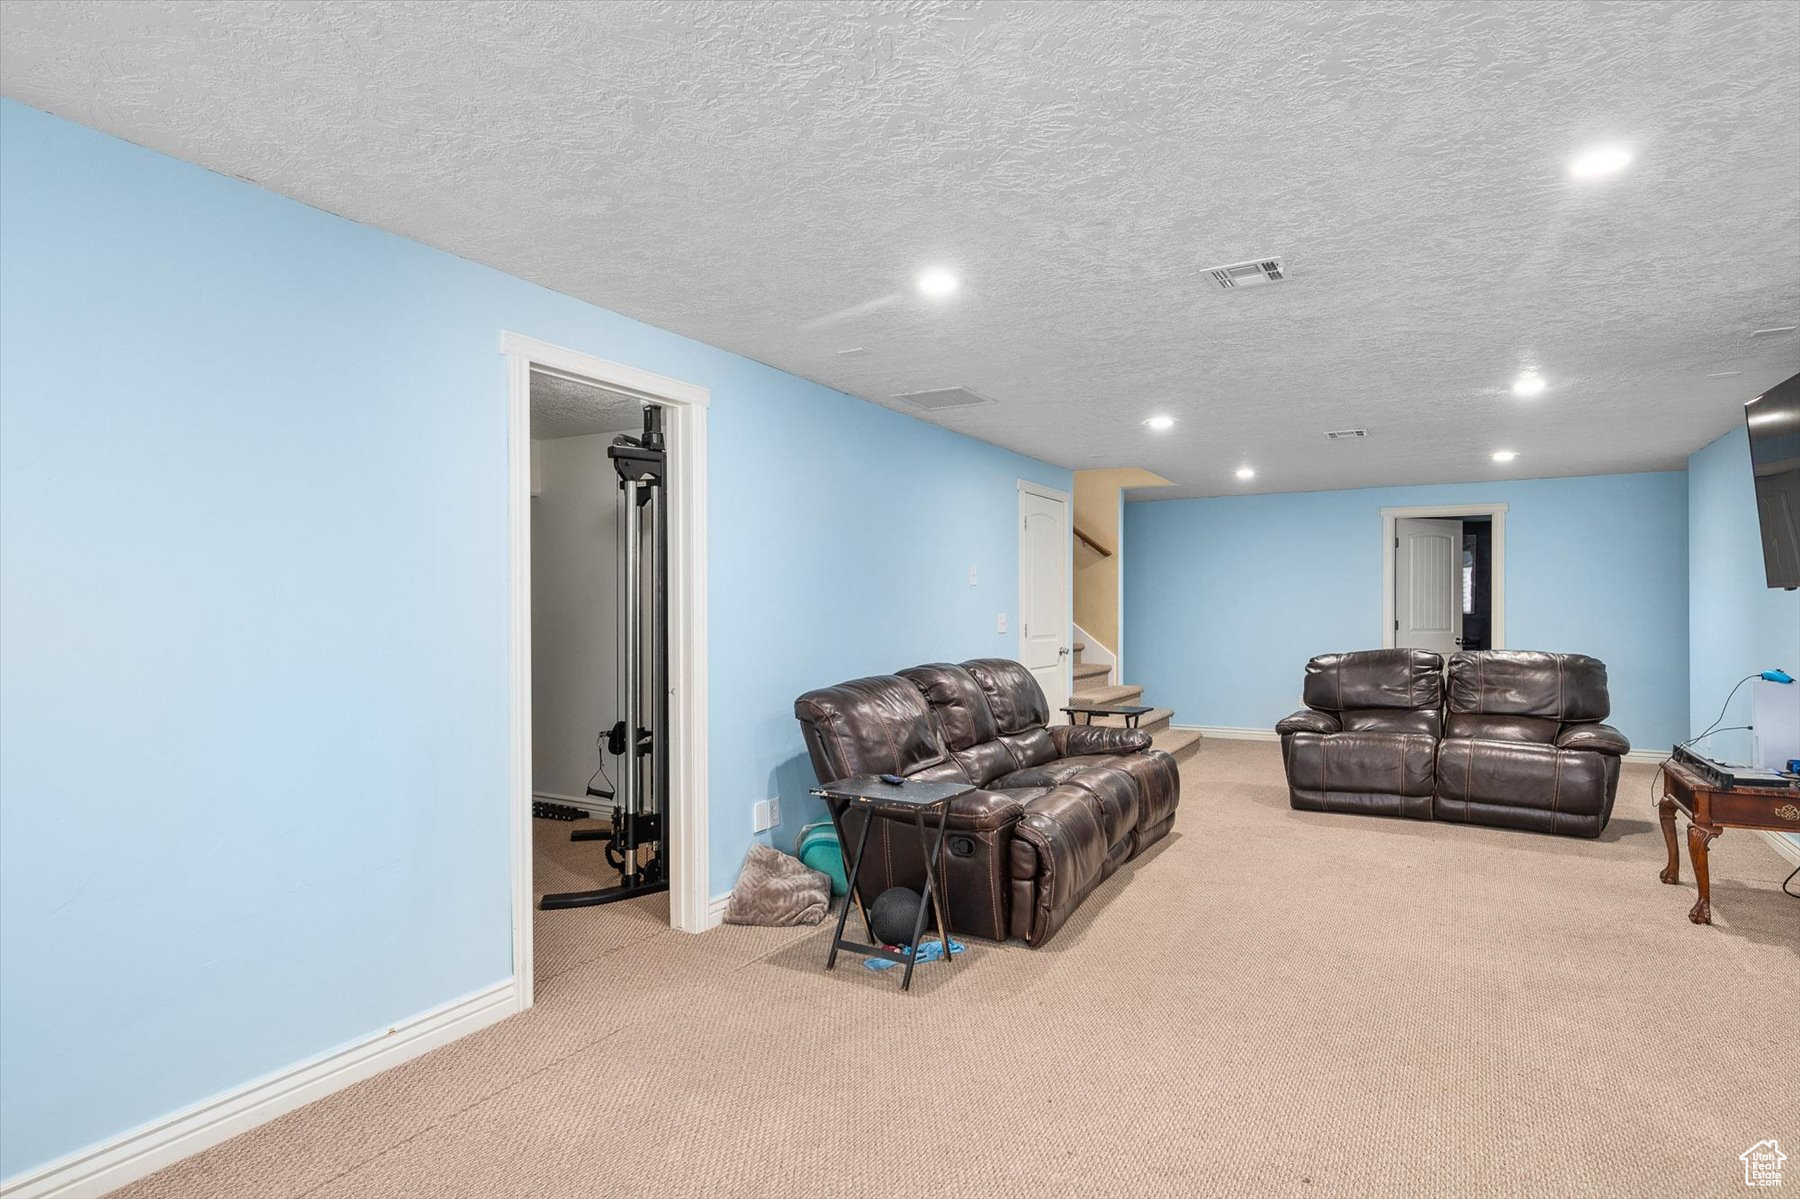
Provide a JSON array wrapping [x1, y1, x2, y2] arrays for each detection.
[[861, 938, 966, 971]]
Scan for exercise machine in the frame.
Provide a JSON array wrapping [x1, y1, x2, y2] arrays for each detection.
[[540, 405, 672, 909]]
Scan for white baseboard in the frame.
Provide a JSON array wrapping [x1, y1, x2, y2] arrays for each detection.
[[1181, 724, 1670, 766], [1764, 831, 1800, 868], [1175, 724, 1278, 742], [704, 892, 730, 929], [531, 790, 611, 817], [0, 980, 520, 1199]]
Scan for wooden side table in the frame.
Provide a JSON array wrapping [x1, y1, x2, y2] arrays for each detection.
[[1657, 759, 1800, 924]]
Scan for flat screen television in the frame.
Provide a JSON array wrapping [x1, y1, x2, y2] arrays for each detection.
[[1745, 370, 1800, 590]]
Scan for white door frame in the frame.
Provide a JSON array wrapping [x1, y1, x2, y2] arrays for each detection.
[[502, 332, 711, 1011], [1381, 503, 1507, 651], [1017, 479, 1073, 705]]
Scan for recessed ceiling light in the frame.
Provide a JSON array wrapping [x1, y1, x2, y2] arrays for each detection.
[[1143, 415, 1176, 432], [1492, 450, 1519, 463], [1235, 466, 1256, 480], [917, 268, 959, 298], [1704, 370, 1742, 379], [1568, 144, 1633, 179], [1512, 373, 1547, 397], [1751, 326, 1797, 338]]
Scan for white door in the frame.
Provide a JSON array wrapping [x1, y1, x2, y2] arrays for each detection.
[[1394, 517, 1464, 658], [1019, 485, 1071, 715]]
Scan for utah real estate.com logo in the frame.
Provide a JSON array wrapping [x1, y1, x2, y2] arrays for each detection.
[[1741, 1139, 1786, 1188]]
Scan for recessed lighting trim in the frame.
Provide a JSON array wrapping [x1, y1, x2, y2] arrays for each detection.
[[1235, 466, 1256, 480], [1751, 326, 1797, 338], [917, 268, 959, 298], [1492, 450, 1519, 463], [1143, 415, 1176, 432], [1704, 370, 1742, 379], [1512, 373, 1547, 397], [1568, 144, 1633, 179]]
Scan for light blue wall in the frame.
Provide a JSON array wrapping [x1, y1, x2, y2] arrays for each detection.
[[0, 100, 1067, 1179], [1124, 472, 1690, 748], [1687, 426, 1800, 764]]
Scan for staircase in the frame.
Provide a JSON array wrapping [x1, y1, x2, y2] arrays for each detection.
[[1069, 643, 1202, 766]]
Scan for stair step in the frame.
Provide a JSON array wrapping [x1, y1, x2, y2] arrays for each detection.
[[1073, 661, 1110, 684], [1069, 683, 1144, 707], [1090, 706, 1172, 737], [1153, 727, 1203, 763]]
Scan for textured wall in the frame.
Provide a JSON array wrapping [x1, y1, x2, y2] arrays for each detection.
[[1124, 471, 1691, 748], [1687, 426, 1800, 764], [0, 100, 1068, 1179]]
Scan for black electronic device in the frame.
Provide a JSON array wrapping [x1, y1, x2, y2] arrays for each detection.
[[1744, 370, 1800, 590], [878, 773, 905, 785], [1671, 745, 1800, 791]]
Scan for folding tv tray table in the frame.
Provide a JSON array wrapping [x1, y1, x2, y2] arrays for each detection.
[[809, 775, 973, 992]]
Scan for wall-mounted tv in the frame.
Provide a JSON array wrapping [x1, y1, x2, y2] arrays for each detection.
[[1746, 369, 1800, 590]]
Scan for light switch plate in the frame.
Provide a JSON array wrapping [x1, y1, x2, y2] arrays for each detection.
[[996, 613, 1007, 633]]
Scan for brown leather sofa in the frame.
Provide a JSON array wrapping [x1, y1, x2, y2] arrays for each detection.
[[1433, 650, 1628, 837], [1277, 649, 1629, 838], [794, 658, 1179, 947], [1275, 649, 1444, 819]]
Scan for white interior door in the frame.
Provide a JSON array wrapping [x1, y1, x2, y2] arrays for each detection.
[[1019, 485, 1071, 715], [1394, 517, 1464, 658]]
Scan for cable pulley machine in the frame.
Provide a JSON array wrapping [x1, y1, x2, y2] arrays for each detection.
[[540, 405, 671, 909]]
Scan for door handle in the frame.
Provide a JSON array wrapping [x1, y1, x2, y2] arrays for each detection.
[[1057, 646, 1070, 657]]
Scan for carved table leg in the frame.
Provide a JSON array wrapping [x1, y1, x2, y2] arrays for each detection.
[[1686, 823, 1718, 925], [1658, 797, 1680, 885]]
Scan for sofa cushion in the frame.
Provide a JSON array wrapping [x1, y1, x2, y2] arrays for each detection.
[[1302, 649, 1443, 713], [793, 674, 948, 780], [998, 726, 1057, 770], [899, 663, 999, 749], [1447, 651, 1610, 721], [1444, 712, 1560, 744], [1433, 739, 1612, 817], [1342, 707, 1442, 736], [1282, 730, 1437, 799], [963, 658, 1050, 733]]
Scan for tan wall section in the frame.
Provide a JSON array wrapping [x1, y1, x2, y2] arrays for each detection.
[[1072, 468, 1172, 657]]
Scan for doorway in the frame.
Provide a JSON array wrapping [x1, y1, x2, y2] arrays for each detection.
[[1382, 503, 1507, 654], [503, 333, 711, 1010], [1018, 480, 1073, 714]]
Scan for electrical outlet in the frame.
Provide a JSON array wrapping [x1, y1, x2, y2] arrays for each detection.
[[968, 563, 978, 587], [752, 798, 778, 833], [996, 612, 1007, 633]]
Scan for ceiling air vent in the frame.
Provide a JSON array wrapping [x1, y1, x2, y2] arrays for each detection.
[[893, 387, 997, 411], [1205, 257, 1287, 291], [1324, 428, 1367, 440]]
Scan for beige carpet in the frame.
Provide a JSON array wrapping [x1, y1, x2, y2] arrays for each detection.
[[110, 742, 1797, 1199]]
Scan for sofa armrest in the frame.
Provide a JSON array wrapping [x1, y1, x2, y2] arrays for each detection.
[[1050, 723, 1151, 757], [1556, 723, 1630, 756], [1276, 709, 1341, 736], [944, 788, 1028, 831]]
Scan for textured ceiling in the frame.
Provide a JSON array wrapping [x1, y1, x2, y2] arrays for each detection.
[[529, 372, 643, 440], [3, 0, 1798, 498]]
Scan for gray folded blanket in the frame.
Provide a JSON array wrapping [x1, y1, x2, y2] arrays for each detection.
[[723, 844, 831, 926]]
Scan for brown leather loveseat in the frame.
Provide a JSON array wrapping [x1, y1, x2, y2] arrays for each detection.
[[795, 659, 1179, 947], [1276, 649, 1629, 838], [1433, 650, 1629, 837]]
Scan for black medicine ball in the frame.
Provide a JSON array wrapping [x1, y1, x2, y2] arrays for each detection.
[[869, 886, 926, 946]]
